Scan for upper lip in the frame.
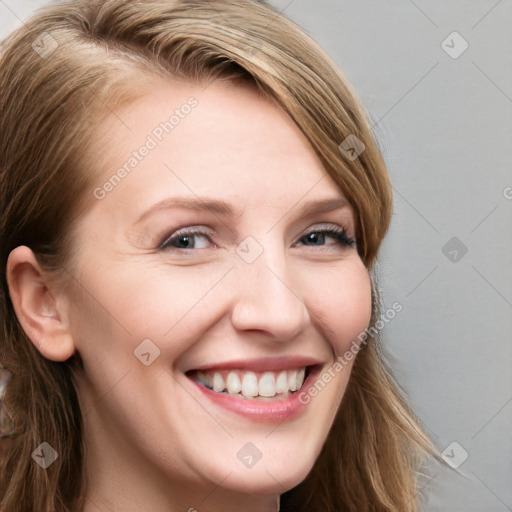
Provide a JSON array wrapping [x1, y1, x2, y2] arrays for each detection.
[[187, 356, 324, 373]]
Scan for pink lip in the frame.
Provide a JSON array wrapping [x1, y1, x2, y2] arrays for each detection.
[[187, 363, 323, 423], [187, 355, 323, 373]]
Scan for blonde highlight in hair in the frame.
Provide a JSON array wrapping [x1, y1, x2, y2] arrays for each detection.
[[0, 1, 435, 510]]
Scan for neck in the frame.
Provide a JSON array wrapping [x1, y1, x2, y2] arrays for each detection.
[[83, 473, 280, 512]]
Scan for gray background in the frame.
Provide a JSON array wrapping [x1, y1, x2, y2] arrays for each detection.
[[1, 1, 511, 510]]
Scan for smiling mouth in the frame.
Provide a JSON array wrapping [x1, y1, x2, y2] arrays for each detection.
[[187, 367, 311, 401]]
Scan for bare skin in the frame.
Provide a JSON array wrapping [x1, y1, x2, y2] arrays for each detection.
[[7, 79, 371, 512]]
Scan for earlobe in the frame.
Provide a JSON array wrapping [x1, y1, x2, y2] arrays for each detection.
[[6, 245, 75, 362]]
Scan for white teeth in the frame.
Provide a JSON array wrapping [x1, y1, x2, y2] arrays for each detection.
[[196, 372, 213, 389], [297, 367, 306, 389], [226, 371, 242, 394], [275, 371, 288, 394], [213, 372, 225, 393], [241, 371, 259, 398], [258, 372, 276, 397], [195, 372, 208, 387], [288, 370, 298, 392], [193, 367, 308, 398]]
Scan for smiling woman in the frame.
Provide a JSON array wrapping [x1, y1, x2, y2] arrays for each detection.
[[0, 1, 435, 511]]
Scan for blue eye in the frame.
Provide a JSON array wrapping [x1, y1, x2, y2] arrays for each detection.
[[297, 227, 355, 248], [158, 225, 355, 251], [159, 229, 212, 250]]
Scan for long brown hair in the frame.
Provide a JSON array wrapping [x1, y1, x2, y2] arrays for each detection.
[[0, 1, 435, 510]]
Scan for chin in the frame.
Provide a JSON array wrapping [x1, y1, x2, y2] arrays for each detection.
[[205, 441, 319, 496], [224, 464, 314, 496]]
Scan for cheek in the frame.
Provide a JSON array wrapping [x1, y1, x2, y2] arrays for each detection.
[[70, 253, 372, 366], [306, 258, 372, 356], [67, 259, 231, 364]]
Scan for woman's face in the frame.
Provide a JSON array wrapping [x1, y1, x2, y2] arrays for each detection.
[[67, 78, 372, 505]]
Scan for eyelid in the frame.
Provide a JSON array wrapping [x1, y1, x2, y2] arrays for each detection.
[[298, 222, 355, 245], [158, 222, 355, 251], [158, 226, 214, 249], [301, 222, 347, 235]]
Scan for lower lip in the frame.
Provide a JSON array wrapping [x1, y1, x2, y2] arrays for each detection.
[[188, 369, 319, 423]]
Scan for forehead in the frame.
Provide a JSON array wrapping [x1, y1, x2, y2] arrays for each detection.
[[84, 78, 346, 227]]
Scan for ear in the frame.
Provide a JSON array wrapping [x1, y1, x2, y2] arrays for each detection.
[[6, 246, 75, 362]]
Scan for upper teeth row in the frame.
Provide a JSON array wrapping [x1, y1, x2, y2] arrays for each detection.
[[194, 368, 306, 398]]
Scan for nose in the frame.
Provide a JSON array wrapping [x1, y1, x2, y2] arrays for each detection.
[[230, 248, 310, 342]]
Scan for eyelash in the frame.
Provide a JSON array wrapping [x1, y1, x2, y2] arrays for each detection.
[[158, 224, 356, 251]]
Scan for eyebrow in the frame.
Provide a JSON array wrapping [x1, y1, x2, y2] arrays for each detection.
[[133, 195, 350, 226], [133, 197, 242, 225]]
